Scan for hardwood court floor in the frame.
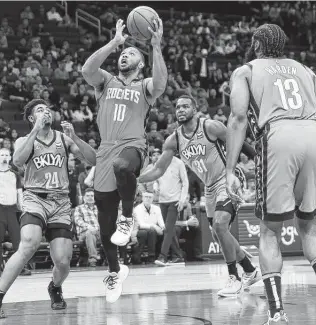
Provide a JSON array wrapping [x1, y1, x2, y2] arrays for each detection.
[[0, 257, 315, 324]]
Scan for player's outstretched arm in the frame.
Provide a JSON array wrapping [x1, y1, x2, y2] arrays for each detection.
[[82, 19, 128, 89], [145, 18, 168, 104], [138, 133, 177, 183], [61, 121, 96, 166], [205, 119, 255, 159], [13, 113, 48, 167], [226, 65, 250, 174]]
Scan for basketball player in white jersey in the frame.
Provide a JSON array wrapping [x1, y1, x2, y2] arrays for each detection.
[[139, 95, 261, 296], [0, 99, 96, 318], [226, 24, 316, 324], [82, 19, 167, 302]]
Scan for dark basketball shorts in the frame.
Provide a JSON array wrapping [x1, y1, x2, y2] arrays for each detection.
[[94, 140, 148, 192], [205, 176, 236, 226], [255, 119, 316, 222], [20, 190, 73, 241]]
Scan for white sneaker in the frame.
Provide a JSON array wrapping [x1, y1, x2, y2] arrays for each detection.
[[104, 264, 129, 303], [111, 215, 134, 246], [217, 275, 242, 297], [263, 311, 289, 324], [241, 267, 262, 289]]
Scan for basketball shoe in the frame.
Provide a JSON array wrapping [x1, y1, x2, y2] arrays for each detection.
[[48, 281, 67, 310], [154, 255, 170, 267], [241, 267, 262, 289], [111, 216, 134, 246], [217, 275, 243, 297], [263, 311, 289, 324], [104, 264, 129, 303]]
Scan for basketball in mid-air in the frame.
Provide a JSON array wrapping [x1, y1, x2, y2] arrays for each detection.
[[127, 6, 159, 41]]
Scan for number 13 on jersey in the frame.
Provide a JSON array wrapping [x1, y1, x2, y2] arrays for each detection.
[[274, 78, 303, 111]]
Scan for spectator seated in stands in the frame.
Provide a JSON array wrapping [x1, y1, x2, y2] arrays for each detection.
[[174, 195, 203, 261], [239, 152, 255, 181], [53, 59, 70, 81], [8, 80, 29, 103], [0, 31, 8, 49], [0, 18, 14, 37], [242, 178, 256, 203], [73, 188, 100, 267], [17, 18, 32, 38], [213, 107, 227, 125], [134, 192, 165, 264], [47, 7, 63, 22]]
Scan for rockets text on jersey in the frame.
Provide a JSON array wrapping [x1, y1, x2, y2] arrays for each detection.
[[96, 76, 151, 143]]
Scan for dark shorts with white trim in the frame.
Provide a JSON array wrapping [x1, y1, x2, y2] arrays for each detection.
[[255, 120, 316, 222], [20, 190, 73, 242]]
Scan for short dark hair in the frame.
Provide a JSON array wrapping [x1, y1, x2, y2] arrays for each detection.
[[85, 188, 94, 194], [176, 95, 197, 109], [253, 24, 287, 58], [23, 99, 48, 121], [122, 46, 145, 64]]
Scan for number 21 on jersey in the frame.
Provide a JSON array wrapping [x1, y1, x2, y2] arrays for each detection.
[[113, 104, 126, 122], [45, 172, 59, 189], [193, 158, 208, 173], [274, 78, 303, 111]]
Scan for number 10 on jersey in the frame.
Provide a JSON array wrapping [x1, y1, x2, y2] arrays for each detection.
[[114, 104, 126, 122]]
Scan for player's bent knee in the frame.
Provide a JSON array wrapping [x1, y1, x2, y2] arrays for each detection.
[[259, 220, 283, 237], [212, 211, 232, 235], [19, 223, 42, 258], [212, 221, 230, 236], [113, 157, 130, 175]]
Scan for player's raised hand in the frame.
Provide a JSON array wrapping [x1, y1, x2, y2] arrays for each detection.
[[34, 112, 49, 132], [113, 19, 129, 45], [61, 121, 75, 139], [148, 18, 163, 46], [226, 173, 245, 205]]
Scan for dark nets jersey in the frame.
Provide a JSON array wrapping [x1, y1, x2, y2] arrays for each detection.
[[96, 76, 151, 143], [23, 131, 69, 194], [176, 118, 226, 187], [246, 58, 316, 137]]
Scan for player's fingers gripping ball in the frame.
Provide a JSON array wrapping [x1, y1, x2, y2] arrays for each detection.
[[127, 6, 160, 41]]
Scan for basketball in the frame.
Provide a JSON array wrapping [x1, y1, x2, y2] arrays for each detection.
[[127, 6, 159, 41]]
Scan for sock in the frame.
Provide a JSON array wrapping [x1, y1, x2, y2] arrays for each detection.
[[311, 258, 316, 274], [227, 261, 240, 281], [52, 282, 60, 288], [0, 291, 5, 305], [114, 169, 137, 219], [263, 273, 283, 318], [239, 256, 256, 273]]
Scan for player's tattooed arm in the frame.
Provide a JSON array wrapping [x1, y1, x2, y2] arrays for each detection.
[[82, 20, 128, 89], [226, 65, 251, 174], [145, 18, 168, 104], [138, 133, 176, 183]]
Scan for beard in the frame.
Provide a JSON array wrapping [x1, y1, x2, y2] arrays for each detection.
[[118, 61, 139, 73], [177, 113, 194, 125], [245, 43, 257, 62]]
